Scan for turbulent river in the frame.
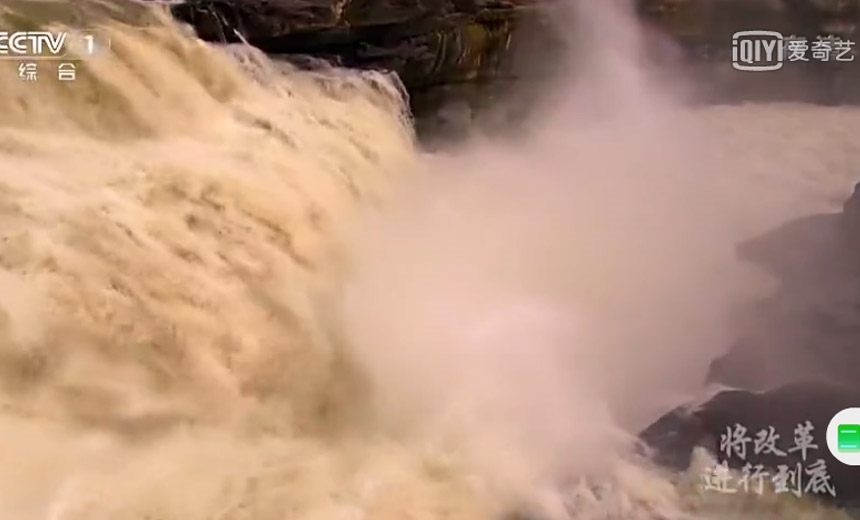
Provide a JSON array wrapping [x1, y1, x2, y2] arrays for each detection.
[[0, 1, 858, 519]]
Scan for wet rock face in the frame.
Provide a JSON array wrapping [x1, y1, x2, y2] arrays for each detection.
[[170, 0, 570, 137], [638, 403, 708, 471], [170, 0, 860, 136], [170, 0, 566, 85]]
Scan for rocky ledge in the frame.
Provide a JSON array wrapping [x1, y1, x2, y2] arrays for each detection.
[[170, 0, 860, 137], [169, 0, 569, 138], [638, 183, 860, 512]]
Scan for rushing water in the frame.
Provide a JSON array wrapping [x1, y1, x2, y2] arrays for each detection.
[[0, 1, 859, 519]]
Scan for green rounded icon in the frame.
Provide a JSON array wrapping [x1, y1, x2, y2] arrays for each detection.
[[827, 408, 860, 465], [837, 424, 860, 452]]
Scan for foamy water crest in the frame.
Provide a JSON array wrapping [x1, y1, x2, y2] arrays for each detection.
[[0, 0, 858, 519]]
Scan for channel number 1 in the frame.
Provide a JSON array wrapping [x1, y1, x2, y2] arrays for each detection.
[[69, 30, 110, 58]]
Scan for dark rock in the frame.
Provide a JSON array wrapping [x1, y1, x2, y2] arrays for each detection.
[[706, 317, 860, 392], [638, 401, 708, 471], [705, 181, 860, 391], [170, 0, 570, 136], [679, 180, 860, 504], [169, 0, 860, 138], [639, 381, 860, 509], [735, 213, 849, 285], [732, 183, 860, 283]]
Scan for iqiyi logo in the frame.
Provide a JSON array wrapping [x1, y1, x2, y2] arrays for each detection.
[[732, 31, 785, 71], [732, 31, 856, 71]]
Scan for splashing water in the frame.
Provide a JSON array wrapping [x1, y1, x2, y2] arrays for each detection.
[[0, 1, 859, 519]]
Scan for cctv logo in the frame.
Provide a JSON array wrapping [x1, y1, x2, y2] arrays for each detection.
[[732, 31, 785, 72], [0, 31, 67, 58]]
